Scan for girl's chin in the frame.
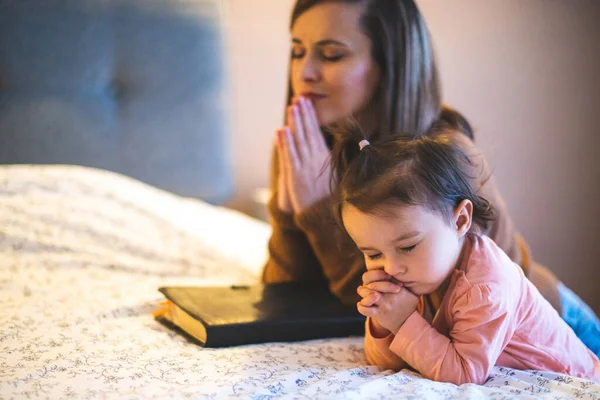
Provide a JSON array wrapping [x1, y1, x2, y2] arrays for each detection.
[[409, 284, 432, 296]]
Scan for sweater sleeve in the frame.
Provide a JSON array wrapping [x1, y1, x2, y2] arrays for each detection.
[[389, 284, 515, 385], [293, 197, 366, 304], [363, 297, 428, 371], [261, 145, 364, 304], [262, 146, 326, 284], [364, 317, 408, 371]]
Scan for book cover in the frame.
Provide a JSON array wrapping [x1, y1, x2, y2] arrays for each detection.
[[155, 280, 365, 347]]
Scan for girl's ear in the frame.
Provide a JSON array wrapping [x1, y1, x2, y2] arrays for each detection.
[[454, 199, 472, 238]]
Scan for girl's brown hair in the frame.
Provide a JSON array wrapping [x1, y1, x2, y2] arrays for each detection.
[[331, 122, 494, 232]]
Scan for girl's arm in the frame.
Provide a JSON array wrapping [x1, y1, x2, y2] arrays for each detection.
[[386, 283, 516, 385], [364, 318, 408, 371], [364, 296, 432, 371]]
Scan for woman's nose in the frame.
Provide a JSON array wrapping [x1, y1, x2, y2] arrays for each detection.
[[299, 54, 319, 82]]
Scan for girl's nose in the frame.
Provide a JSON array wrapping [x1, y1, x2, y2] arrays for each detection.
[[385, 258, 407, 277]]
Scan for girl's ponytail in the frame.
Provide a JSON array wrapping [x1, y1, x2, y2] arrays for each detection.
[[329, 122, 384, 226]]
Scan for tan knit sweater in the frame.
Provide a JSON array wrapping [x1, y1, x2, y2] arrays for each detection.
[[262, 131, 562, 314]]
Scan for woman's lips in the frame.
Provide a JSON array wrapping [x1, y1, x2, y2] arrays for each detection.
[[301, 92, 327, 102]]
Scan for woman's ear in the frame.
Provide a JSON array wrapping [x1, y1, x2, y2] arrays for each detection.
[[454, 199, 472, 238]]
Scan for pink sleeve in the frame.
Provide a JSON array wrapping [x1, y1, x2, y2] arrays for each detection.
[[364, 317, 407, 371], [389, 284, 515, 385]]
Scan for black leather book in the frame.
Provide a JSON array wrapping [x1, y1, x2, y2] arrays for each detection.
[[154, 280, 365, 347]]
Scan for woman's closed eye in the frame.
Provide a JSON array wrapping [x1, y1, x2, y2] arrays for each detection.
[[320, 50, 345, 62], [291, 48, 304, 59], [290, 48, 345, 62]]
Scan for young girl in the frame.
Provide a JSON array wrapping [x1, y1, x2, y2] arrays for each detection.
[[331, 125, 600, 385]]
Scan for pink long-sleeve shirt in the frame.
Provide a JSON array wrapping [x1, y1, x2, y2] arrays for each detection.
[[364, 234, 600, 385]]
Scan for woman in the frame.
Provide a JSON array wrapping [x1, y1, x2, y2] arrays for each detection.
[[262, 0, 599, 356]]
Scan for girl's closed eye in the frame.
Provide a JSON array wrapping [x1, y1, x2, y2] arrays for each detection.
[[399, 244, 417, 253], [366, 253, 382, 261]]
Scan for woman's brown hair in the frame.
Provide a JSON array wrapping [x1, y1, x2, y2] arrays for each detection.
[[288, 0, 474, 140]]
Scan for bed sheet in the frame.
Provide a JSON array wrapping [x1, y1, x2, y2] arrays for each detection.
[[1, 165, 598, 399]]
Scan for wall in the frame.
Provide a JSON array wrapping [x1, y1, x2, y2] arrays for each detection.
[[225, 0, 600, 312], [224, 0, 295, 215]]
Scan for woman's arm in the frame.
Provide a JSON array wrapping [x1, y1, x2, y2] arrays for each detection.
[[262, 146, 325, 283], [262, 146, 365, 304]]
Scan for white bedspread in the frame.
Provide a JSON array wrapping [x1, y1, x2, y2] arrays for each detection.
[[1, 165, 598, 399]]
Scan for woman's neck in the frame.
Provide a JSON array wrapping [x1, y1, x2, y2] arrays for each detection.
[[328, 103, 381, 142], [355, 104, 381, 137]]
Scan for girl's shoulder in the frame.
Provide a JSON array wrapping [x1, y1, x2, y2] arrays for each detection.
[[442, 236, 527, 322], [455, 235, 524, 297]]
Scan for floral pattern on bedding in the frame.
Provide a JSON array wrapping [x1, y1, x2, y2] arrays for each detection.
[[1, 166, 598, 400]]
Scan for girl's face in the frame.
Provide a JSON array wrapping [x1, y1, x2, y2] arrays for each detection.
[[342, 202, 469, 296], [290, 2, 381, 126]]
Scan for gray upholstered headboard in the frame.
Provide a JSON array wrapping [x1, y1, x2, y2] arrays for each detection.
[[0, 0, 233, 204]]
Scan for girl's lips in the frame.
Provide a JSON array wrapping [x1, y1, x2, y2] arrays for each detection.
[[390, 277, 414, 286]]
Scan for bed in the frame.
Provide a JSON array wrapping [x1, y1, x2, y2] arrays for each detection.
[[2, 164, 599, 399], [1, 0, 599, 397]]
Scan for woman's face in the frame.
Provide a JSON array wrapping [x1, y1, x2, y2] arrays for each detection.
[[290, 2, 381, 126]]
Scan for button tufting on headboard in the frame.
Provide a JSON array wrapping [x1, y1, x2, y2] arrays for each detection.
[[108, 79, 125, 101], [0, 0, 233, 204]]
